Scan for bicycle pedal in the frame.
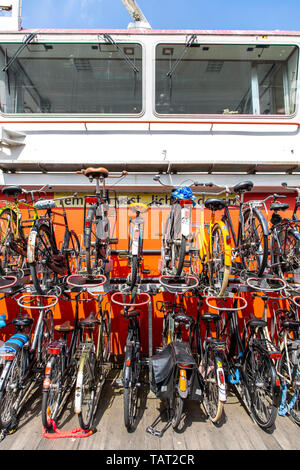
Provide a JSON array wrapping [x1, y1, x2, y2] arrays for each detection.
[[141, 269, 150, 274], [118, 252, 128, 259], [109, 238, 119, 245]]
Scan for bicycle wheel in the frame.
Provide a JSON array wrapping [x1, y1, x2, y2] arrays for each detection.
[[161, 214, 171, 274], [29, 224, 57, 294], [201, 343, 224, 423], [243, 343, 278, 429], [41, 354, 63, 431], [100, 309, 111, 363], [278, 346, 300, 425], [0, 208, 26, 275], [77, 350, 96, 430], [240, 208, 268, 276], [209, 224, 230, 297], [66, 230, 81, 275], [123, 355, 140, 431], [0, 349, 24, 430], [130, 254, 139, 289]]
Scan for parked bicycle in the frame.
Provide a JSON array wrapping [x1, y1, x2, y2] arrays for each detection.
[[27, 193, 81, 294], [154, 173, 211, 278], [111, 290, 151, 432], [0, 288, 57, 432], [147, 275, 204, 436], [76, 167, 127, 278], [0, 184, 51, 278], [41, 274, 108, 431]]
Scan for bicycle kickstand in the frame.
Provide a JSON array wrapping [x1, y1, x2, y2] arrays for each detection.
[[146, 404, 173, 438]]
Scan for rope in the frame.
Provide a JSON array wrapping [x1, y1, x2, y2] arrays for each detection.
[[42, 418, 96, 439]]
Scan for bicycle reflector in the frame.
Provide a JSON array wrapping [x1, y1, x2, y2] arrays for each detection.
[[0, 353, 15, 361], [179, 369, 187, 392], [48, 343, 61, 355]]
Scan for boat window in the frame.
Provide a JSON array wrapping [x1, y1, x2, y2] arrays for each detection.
[[155, 43, 298, 116], [0, 41, 142, 114]]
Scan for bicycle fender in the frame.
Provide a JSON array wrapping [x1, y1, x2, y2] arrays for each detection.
[[123, 344, 134, 388], [216, 359, 226, 402], [27, 229, 37, 263], [74, 354, 86, 414]]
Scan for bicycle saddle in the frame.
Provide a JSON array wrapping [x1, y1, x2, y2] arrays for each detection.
[[205, 198, 226, 211], [233, 181, 254, 193], [79, 312, 99, 327], [173, 314, 194, 324], [246, 318, 267, 329], [282, 320, 300, 331], [270, 202, 289, 212], [12, 316, 34, 328], [201, 312, 220, 323], [84, 167, 109, 179], [2, 185, 22, 197], [55, 321, 74, 333]]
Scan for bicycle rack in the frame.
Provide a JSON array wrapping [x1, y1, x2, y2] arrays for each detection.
[[159, 274, 199, 294], [245, 276, 287, 293]]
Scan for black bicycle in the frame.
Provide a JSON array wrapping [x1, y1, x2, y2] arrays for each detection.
[[0, 288, 56, 432], [217, 294, 281, 430], [111, 290, 151, 432], [76, 167, 127, 278]]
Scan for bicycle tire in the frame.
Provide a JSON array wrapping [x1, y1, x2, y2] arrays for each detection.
[[201, 343, 224, 423], [240, 208, 268, 276], [209, 223, 230, 297], [123, 381, 139, 432], [41, 354, 63, 431], [243, 343, 278, 429], [130, 254, 139, 289], [100, 309, 111, 363], [161, 214, 171, 274], [77, 350, 96, 430], [0, 349, 24, 430], [278, 346, 300, 425], [29, 224, 57, 294], [174, 235, 187, 277], [0, 208, 27, 275]]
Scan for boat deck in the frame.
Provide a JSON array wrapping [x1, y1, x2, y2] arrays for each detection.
[[0, 368, 299, 451]]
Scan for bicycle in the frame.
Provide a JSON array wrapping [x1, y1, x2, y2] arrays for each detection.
[[27, 193, 81, 294], [0, 288, 57, 432], [153, 173, 211, 278], [111, 290, 151, 432], [76, 167, 127, 278], [122, 200, 159, 289], [268, 186, 300, 287], [193, 181, 269, 282], [216, 294, 281, 430], [147, 275, 204, 435], [41, 274, 108, 431], [0, 184, 51, 278]]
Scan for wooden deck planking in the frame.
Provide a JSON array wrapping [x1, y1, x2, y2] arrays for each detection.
[[0, 370, 299, 451]]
